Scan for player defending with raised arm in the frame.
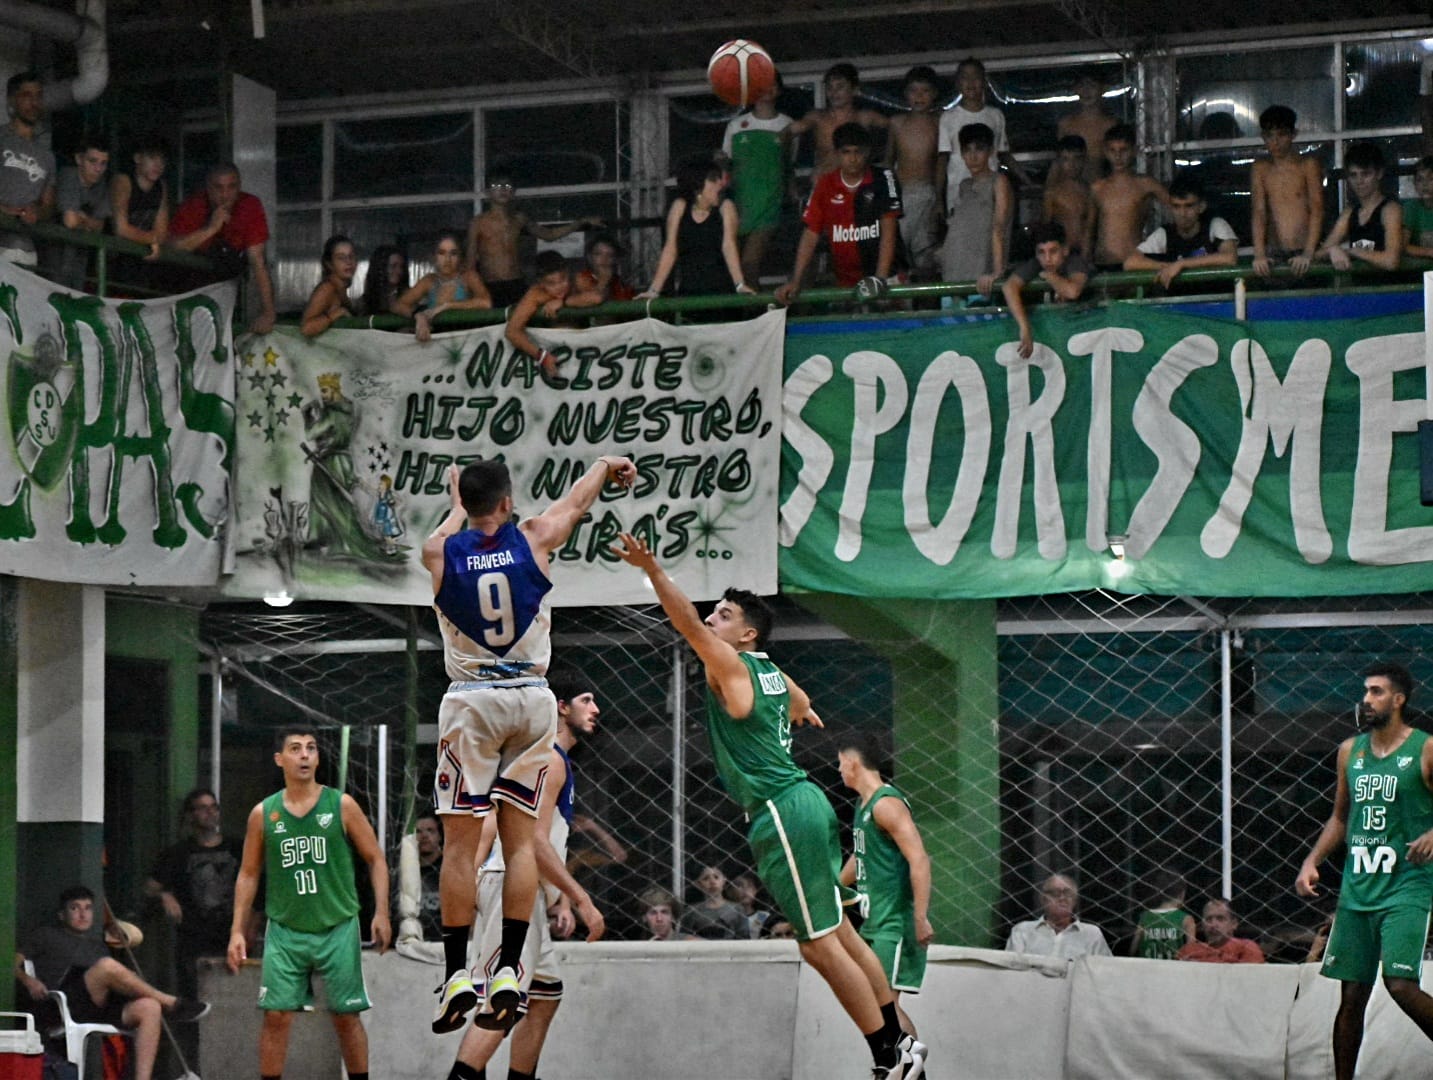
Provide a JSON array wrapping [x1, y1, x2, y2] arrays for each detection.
[[426, 456, 635, 1037], [838, 735, 934, 1042], [1295, 662, 1433, 1080], [612, 533, 925, 1080], [227, 727, 390, 1080]]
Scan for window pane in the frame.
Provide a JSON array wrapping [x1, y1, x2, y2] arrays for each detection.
[[278, 124, 322, 204], [274, 210, 324, 312], [1176, 47, 1335, 143], [1344, 41, 1431, 131], [668, 93, 740, 172], [995, 63, 1132, 156], [1171, 143, 1333, 242], [485, 103, 618, 187], [333, 113, 473, 199], [331, 202, 473, 282]]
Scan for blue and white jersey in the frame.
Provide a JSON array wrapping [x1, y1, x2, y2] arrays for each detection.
[[435, 521, 553, 684]]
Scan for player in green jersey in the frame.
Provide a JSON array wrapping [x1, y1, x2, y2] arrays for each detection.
[[228, 726, 391, 1080], [1296, 662, 1433, 1080], [613, 532, 925, 1080], [838, 735, 933, 1042]]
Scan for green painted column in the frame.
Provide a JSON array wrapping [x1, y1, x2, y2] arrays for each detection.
[[0, 576, 16, 1011], [796, 594, 1002, 947]]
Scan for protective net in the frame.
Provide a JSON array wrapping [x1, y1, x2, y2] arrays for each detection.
[[197, 590, 1433, 953]]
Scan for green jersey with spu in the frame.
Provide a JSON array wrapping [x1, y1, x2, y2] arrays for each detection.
[[853, 784, 916, 940], [1340, 728, 1433, 912], [262, 786, 359, 932], [704, 651, 806, 815]]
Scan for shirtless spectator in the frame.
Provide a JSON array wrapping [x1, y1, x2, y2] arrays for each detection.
[[1250, 105, 1325, 278], [1316, 141, 1403, 273], [1057, 71, 1118, 181], [885, 66, 944, 279], [784, 63, 889, 179], [1042, 135, 1095, 257], [465, 171, 601, 308], [937, 58, 1028, 220], [1090, 123, 1167, 269], [168, 163, 276, 333], [505, 249, 602, 383]]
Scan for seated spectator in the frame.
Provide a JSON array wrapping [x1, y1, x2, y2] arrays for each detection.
[[504, 249, 602, 381], [361, 244, 408, 316], [1130, 867, 1196, 960], [640, 887, 683, 942], [15, 885, 208, 1080], [168, 162, 276, 333], [764, 918, 797, 940], [679, 865, 747, 940], [1178, 898, 1265, 964], [640, 156, 751, 300], [109, 137, 169, 292], [1122, 174, 1238, 289], [393, 812, 444, 963], [1316, 141, 1404, 273], [775, 123, 901, 305], [465, 170, 602, 308], [391, 230, 492, 342], [730, 871, 772, 939], [576, 231, 635, 302], [300, 235, 358, 337], [1005, 872, 1112, 959], [44, 134, 110, 289], [1404, 156, 1433, 259], [1001, 221, 1093, 359]]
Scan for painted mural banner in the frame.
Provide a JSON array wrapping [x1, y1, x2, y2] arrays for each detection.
[[780, 303, 1433, 597], [226, 310, 785, 606], [0, 263, 236, 586]]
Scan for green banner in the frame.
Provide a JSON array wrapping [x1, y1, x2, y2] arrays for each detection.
[[779, 302, 1433, 597]]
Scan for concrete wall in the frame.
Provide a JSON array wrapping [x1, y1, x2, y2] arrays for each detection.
[[199, 944, 1433, 1079]]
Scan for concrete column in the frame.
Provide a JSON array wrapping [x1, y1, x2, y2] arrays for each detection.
[[795, 595, 1002, 947], [15, 579, 106, 936]]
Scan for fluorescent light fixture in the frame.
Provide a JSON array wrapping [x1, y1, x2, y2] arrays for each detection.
[[263, 590, 294, 608], [1108, 535, 1127, 560]]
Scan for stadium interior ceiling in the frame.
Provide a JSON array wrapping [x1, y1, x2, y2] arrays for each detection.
[[105, 0, 1433, 101]]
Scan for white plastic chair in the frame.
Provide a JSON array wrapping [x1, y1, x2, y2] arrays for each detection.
[[44, 984, 134, 1070]]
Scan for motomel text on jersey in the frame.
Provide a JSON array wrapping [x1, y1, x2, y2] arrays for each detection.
[[831, 223, 881, 243]]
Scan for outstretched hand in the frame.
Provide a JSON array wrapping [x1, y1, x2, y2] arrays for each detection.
[[611, 531, 657, 571], [794, 706, 825, 729]]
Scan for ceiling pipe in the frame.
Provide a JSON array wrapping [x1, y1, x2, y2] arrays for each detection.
[[0, 0, 108, 109]]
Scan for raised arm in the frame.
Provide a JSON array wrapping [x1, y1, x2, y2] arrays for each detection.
[[341, 793, 391, 952], [227, 803, 266, 972], [1295, 738, 1352, 897], [874, 795, 933, 946], [421, 463, 467, 591], [521, 456, 636, 560]]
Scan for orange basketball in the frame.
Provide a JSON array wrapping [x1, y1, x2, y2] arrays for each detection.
[[707, 39, 777, 108]]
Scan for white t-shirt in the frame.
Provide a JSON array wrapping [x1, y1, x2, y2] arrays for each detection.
[[1137, 215, 1237, 257], [937, 103, 1009, 211]]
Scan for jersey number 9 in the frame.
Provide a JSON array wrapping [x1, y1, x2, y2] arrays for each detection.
[[477, 572, 515, 646]]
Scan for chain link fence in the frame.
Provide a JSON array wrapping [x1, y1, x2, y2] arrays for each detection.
[[197, 591, 1433, 954]]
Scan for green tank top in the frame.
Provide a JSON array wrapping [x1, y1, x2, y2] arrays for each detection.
[[1136, 907, 1189, 959], [1340, 728, 1433, 911], [704, 651, 807, 814], [262, 786, 359, 932], [853, 784, 916, 940]]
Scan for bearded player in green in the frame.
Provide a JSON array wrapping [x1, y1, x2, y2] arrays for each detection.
[[613, 532, 925, 1080], [1296, 662, 1433, 1080], [228, 727, 391, 1080], [838, 735, 933, 1044]]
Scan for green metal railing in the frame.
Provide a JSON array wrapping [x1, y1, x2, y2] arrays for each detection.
[[0, 212, 222, 297]]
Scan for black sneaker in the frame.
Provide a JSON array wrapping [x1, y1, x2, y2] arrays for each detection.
[[168, 999, 211, 1023]]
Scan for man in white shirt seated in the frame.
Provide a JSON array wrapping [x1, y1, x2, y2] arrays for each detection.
[[1005, 872, 1112, 959]]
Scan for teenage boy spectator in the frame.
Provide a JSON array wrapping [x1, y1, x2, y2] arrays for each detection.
[[1057, 71, 1118, 181], [937, 58, 1026, 219], [394, 812, 445, 953], [679, 865, 747, 940], [941, 122, 1012, 298], [1250, 105, 1325, 278], [110, 139, 170, 291], [1316, 142, 1404, 273], [885, 66, 944, 279], [1090, 123, 1168, 269], [0, 72, 55, 266], [723, 79, 793, 285], [465, 171, 602, 307], [169, 162, 276, 333], [1002, 221, 1092, 359], [1177, 899, 1265, 964], [775, 122, 902, 305], [785, 63, 889, 179], [1123, 174, 1238, 288], [1042, 135, 1095, 257], [641, 888, 684, 942], [1403, 156, 1433, 259], [505, 249, 603, 382], [46, 135, 111, 289]]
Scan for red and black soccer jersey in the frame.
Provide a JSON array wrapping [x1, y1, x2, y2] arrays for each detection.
[[802, 167, 904, 286]]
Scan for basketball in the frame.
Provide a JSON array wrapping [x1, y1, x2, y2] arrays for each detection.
[[707, 39, 776, 108]]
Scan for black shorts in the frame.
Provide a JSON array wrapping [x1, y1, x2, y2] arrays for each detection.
[[60, 966, 127, 1027]]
